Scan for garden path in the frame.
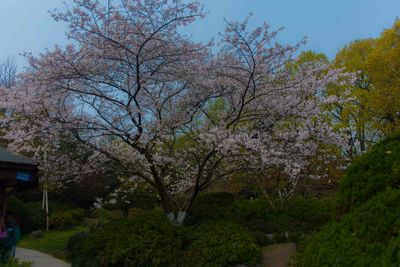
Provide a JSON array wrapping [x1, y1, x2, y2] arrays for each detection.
[[15, 247, 70, 267], [263, 243, 297, 267]]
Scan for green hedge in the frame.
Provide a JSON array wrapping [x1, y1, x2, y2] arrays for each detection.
[[69, 210, 184, 267], [50, 208, 86, 230], [297, 188, 400, 267], [185, 192, 238, 224], [7, 196, 46, 233], [104, 188, 159, 213], [183, 221, 261, 267], [69, 209, 262, 267], [187, 192, 334, 236], [338, 132, 400, 212]]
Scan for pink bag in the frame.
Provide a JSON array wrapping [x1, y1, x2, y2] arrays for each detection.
[[0, 231, 7, 239]]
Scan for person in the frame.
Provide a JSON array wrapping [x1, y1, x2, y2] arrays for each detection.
[[5, 212, 21, 257], [0, 212, 11, 262]]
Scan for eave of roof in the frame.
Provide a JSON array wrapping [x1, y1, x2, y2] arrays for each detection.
[[0, 147, 37, 166]]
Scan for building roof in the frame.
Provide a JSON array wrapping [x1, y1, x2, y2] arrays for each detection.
[[0, 147, 37, 166]]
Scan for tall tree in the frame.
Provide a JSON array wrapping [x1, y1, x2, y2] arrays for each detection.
[[1, 0, 347, 224], [331, 20, 400, 158], [332, 39, 378, 157], [366, 20, 400, 134], [0, 57, 16, 89]]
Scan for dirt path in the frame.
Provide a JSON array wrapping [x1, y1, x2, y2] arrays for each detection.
[[15, 247, 71, 267], [263, 243, 297, 267]]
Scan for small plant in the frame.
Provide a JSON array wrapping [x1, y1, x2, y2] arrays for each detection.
[[3, 257, 32, 267]]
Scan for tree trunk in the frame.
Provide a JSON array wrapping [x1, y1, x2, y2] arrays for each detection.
[[166, 210, 188, 225]]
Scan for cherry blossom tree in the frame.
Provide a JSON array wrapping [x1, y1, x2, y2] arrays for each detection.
[[0, 0, 350, 224]]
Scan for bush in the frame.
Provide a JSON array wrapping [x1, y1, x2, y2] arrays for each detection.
[[281, 196, 336, 233], [24, 202, 47, 232], [338, 132, 400, 211], [188, 192, 334, 244], [50, 209, 86, 230], [6, 196, 30, 229], [69, 210, 184, 267], [104, 188, 160, 213], [66, 231, 89, 265], [297, 188, 400, 267], [185, 192, 238, 224], [183, 221, 261, 267], [69, 209, 262, 267]]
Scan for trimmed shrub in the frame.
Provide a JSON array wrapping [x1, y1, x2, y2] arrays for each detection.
[[24, 202, 46, 232], [187, 192, 334, 245], [281, 196, 336, 233], [297, 188, 400, 267], [69, 210, 262, 267], [50, 209, 85, 230], [383, 236, 400, 267], [185, 192, 238, 224], [183, 221, 261, 267], [69, 210, 184, 267], [104, 188, 160, 213], [6, 196, 30, 230], [66, 231, 90, 266], [82, 209, 124, 231], [338, 132, 400, 211]]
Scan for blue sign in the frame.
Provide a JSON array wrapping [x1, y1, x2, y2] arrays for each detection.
[[16, 171, 32, 181]]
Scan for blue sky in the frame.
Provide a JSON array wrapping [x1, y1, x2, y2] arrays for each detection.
[[1, 0, 399, 68]]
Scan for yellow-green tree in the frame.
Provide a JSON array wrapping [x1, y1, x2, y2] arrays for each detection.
[[332, 38, 378, 157], [366, 20, 400, 134], [331, 20, 400, 157]]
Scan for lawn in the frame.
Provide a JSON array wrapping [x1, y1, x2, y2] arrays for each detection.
[[18, 227, 87, 261]]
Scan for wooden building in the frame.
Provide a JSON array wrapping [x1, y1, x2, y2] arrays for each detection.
[[0, 147, 38, 189]]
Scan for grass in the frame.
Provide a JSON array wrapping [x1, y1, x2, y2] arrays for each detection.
[[3, 257, 32, 267], [18, 227, 87, 261]]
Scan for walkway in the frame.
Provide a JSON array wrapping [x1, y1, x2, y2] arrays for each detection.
[[15, 247, 70, 267], [263, 243, 297, 267]]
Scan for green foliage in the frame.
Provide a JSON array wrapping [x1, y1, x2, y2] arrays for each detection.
[[338, 133, 400, 211], [66, 231, 89, 265], [383, 236, 400, 267], [188, 192, 334, 239], [24, 202, 47, 232], [50, 208, 86, 230], [182, 221, 261, 267], [297, 188, 400, 267], [6, 196, 30, 229], [70, 210, 184, 267], [9, 197, 88, 232], [281, 196, 336, 233], [287, 50, 329, 74], [70, 208, 262, 267], [186, 192, 238, 224], [104, 188, 159, 213], [82, 208, 124, 231]]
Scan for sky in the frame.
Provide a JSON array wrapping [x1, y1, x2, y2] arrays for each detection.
[[0, 0, 399, 69]]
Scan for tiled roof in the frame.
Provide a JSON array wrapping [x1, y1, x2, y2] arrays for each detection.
[[0, 147, 37, 166]]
